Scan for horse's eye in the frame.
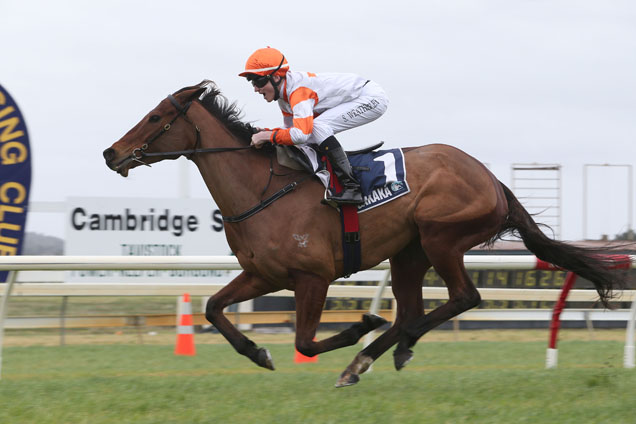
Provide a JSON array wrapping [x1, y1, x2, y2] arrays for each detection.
[[149, 115, 161, 123]]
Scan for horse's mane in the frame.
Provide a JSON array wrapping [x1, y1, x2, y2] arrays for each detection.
[[175, 80, 258, 145]]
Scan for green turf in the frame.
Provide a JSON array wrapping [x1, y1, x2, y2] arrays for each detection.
[[1, 340, 635, 423]]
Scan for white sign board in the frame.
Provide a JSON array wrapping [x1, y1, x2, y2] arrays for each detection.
[[65, 197, 238, 283]]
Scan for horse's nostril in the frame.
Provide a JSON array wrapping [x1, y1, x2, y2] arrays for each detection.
[[103, 148, 115, 162]]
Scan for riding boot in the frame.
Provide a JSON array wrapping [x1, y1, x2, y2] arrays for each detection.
[[320, 136, 364, 205]]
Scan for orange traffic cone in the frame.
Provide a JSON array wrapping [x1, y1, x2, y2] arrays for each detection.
[[175, 293, 196, 356], [294, 338, 318, 363]]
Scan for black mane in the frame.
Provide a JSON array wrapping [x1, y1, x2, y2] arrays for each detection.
[[177, 80, 258, 144]]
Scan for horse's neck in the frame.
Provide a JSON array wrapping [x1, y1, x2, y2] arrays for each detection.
[[190, 111, 270, 217]]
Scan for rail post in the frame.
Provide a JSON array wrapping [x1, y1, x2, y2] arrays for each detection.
[[625, 299, 636, 368], [362, 269, 391, 374], [546, 272, 578, 369], [0, 271, 19, 380]]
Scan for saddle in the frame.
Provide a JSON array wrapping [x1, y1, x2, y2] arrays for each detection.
[[275, 142, 385, 175]]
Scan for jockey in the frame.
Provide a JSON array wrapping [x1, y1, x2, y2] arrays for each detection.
[[239, 47, 389, 205]]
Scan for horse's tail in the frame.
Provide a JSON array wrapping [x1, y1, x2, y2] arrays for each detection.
[[495, 182, 629, 307]]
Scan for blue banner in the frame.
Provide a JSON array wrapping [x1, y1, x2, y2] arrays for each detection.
[[0, 85, 32, 282]]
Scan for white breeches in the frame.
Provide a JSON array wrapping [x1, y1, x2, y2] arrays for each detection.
[[305, 80, 389, 146]]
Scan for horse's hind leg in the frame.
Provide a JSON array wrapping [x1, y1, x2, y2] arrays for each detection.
[[205, 271, 278, 370], [336, 240, 430, 387], [291, 269, 388, 358], [394, 247, 481, 370]]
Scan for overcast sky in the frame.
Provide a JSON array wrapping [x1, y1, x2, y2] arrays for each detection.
[[2, 0, 635, 241]]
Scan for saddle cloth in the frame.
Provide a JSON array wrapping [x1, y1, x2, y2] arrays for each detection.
[[348, 148, 410, 212], [276, 144, 410, 211]]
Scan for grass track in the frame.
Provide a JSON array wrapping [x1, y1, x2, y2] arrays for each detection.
[[2, 338, 636, 423]]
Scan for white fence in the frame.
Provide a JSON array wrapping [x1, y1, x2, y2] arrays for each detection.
[[1, 255, 635, 378]]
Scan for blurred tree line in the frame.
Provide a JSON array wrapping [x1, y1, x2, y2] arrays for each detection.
[[615, 229, 635, 241], [23, 233, 64, 255]]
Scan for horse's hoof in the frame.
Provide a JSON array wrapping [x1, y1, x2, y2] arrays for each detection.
[[393, 349, 413, 371], [257, 348, 275, 370], [363, 313, 388, 330], [335, 371, 360, 388]]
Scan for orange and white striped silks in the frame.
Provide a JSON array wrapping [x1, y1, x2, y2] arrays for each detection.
[[269, 71, 383, 146]]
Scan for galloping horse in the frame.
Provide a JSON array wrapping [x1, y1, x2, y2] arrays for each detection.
[[104, 81, 627, 387]]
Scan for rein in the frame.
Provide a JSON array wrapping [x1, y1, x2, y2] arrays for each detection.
[[131, 94, 306, 223]]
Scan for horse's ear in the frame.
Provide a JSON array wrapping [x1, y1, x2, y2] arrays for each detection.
[[175, 80, 214, 102], [179, 87, 207, 102], [188, 85, 209, 101]]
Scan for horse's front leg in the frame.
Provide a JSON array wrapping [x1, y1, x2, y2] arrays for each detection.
[[292, 270, 387, 358], [205, 271, 277, 370]]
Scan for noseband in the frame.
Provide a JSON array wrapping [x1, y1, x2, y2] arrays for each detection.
[[129, 94, 251, 167]]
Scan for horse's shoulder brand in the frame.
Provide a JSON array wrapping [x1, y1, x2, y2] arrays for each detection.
[[293, 233, 309, 248]]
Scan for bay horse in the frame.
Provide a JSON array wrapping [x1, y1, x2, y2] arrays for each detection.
[[103, 81, 627, 387]]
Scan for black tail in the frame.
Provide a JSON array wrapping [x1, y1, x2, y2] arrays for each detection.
[[496, 182, 629, 307]]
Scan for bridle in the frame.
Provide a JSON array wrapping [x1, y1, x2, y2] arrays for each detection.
[[127, 94, 251, 167], [122, 94, 310, 223]]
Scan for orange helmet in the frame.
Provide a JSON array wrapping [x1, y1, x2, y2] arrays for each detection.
[[238, 47, 289, 77]]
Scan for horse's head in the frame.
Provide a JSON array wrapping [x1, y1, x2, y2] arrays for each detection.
[[103, 83, 209, 177]]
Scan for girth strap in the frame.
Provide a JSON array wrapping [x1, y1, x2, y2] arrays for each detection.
[[340, 205, 362, 277]]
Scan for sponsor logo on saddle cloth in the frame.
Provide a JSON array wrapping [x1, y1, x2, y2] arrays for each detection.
[[348, 148, 410, 212]]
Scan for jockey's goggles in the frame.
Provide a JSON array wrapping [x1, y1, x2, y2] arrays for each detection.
[[249, 75, 271, 88]]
